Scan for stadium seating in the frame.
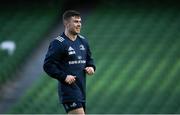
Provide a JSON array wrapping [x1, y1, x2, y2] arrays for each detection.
[[9, 5, 180, 114], [0, 8, 58, 84], [9, 75, 65, 113]]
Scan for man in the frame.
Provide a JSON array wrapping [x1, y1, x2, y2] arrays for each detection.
[[43, 10, 96, 114]]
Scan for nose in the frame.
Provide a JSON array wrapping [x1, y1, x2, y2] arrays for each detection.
[[78, 22, 81, 27]]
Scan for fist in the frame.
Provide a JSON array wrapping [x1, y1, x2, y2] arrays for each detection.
[[85, 67, 94, 75], [65, 75, 76, 84]]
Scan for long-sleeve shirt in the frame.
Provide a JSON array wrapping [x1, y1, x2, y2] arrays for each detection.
[[43, 32, 96, 103]]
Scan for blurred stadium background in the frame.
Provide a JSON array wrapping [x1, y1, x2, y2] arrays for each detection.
[[0, 0, 180, 114]]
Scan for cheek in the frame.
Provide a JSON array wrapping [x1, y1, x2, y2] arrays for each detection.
[[67, 25, 73, 31], [69, 24, 75, 29]]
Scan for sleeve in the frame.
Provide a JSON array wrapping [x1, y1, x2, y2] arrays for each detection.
[[86, 40, 96, 71], [43, 40, 67, 82]]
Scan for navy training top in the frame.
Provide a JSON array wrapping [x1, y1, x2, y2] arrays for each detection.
[[43, 32, 96, 103]]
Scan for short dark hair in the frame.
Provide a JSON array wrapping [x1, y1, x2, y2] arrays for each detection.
[[63, 10, 81, 21]]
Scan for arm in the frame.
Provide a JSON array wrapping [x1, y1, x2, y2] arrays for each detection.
[[43, 40, 67, 82], [85, 41, 96, 75]]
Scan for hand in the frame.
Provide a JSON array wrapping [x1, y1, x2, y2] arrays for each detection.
[[65, 75, 76, 84], [85, 67, 94, 75]]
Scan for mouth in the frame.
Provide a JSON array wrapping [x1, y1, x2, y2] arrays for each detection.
[[76, 28, 81, 31]]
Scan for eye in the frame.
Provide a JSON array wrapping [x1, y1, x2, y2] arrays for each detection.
[[74, 20, 81, 23]]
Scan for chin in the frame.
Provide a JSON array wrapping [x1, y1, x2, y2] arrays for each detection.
[[72, 32, 79, 35], [76, 31, 80, 34], [71, 29, 81, 35]]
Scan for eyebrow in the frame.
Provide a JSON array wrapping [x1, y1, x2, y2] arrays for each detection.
[[73, 18, 81, 21]]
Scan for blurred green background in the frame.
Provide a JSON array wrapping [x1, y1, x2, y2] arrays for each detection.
[[0, 0, 180, 114]]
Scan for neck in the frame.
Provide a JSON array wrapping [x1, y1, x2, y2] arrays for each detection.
[[65, 30, 77, 41]]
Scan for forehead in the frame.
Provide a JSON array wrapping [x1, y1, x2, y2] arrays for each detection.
[[70, 16, 81, 21]]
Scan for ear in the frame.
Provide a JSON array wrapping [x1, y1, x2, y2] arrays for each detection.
[[63, 20, 69, 27]]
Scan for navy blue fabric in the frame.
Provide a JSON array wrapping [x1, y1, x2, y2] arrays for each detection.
[[43, 33, 95, 103], [63, 102, 85, 113]]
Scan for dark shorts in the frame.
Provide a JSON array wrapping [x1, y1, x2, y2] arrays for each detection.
[[62, 101, 86, 113]]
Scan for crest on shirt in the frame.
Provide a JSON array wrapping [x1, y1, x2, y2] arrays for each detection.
[[79, 44, 85, 50], [68, 46, 75, 55]]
